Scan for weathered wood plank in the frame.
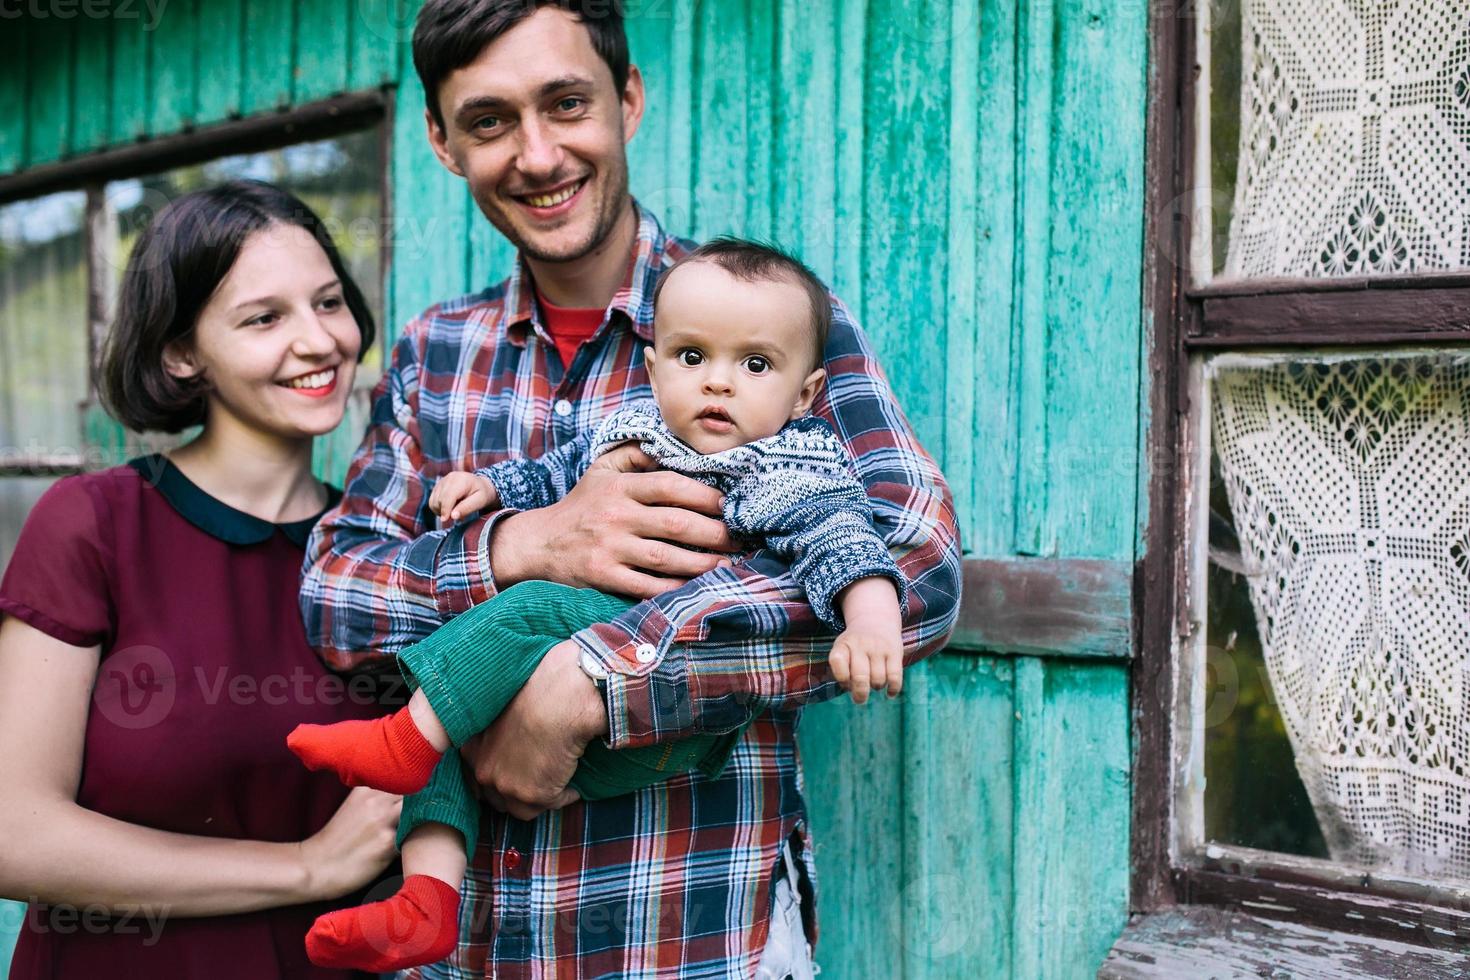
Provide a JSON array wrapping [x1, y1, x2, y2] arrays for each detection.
[[939, 0, 982, 548], [796, 687, 907, 977], [387, 63, 470, 343], [772, 0, 838, 282], [949, 557, 1133, 658], [689, 0, 755, 237], [294, 0, 350, 105], [1013, 659, 1131, 977], [348, 0, 405, 92], [900, 655, 1016, 978], [194, 0, 243, 125], [1101, 907, 1470, 979], [149, 0, 196, 135], [861, 0, 950, 458], [967, 0, 1019, 556], [241, 0, 295, 115], [829, 0, 865, 321], [108, 7, 150, 145], [0, 22, 30, 172], [1196, 288, 1470, 347], [70, 22, 112, 155], [1037, 0, 1147, 561], [1011, 0, 1056, 557], [25, 19, 73, 165]]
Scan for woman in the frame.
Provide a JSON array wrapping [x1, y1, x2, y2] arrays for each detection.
[[0, 181, 400, 978]]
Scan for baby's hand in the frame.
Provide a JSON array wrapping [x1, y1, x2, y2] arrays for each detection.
[[829, 626, 904, 704], [429, 471, 499, 523]]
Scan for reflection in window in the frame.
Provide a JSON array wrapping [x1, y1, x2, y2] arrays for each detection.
[[0, 191, 90, 460], [1204, 2, 1470, 281], [1205, 350, 1470, 880]]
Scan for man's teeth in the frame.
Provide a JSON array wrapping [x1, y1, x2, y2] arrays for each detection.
[[284, 368, 335, 390], [525, 183, 581, 208]]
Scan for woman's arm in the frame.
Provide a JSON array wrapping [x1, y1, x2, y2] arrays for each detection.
[[0, 616, 399, 917]]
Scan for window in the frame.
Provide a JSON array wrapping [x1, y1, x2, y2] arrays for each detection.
[[1136, 0, 1470, 943], [0, 111, 388, 575]]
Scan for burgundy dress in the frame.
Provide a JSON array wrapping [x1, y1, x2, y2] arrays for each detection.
[[0, 455, 391, 979]]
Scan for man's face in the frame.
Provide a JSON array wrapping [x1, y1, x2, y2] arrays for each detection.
[[425, 7, 643, 264]]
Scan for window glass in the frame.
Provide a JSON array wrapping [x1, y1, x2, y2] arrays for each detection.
[[1201, 350, 1470, 881], [1203, 2, 1470, 281], [0, 191, 90, 460]]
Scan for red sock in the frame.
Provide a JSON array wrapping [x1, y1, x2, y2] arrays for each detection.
[[287, 708, 443, 794], [305, 874, 461, 972]]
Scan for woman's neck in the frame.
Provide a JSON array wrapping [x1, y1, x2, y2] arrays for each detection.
[[166, 414, 324, 524]]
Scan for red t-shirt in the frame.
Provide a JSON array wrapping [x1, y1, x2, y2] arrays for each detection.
[[0, 458, 388, 979], [537, 291, 605, 369]]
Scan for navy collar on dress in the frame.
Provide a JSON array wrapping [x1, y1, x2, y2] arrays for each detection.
[[127, 454, 341, 548]]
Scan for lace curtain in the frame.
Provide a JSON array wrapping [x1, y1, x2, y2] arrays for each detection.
[[1223, 1, 1470, 278], [1211, 352, 1470, 877]]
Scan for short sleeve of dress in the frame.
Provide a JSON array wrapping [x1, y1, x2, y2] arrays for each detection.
[[0, 475, 115, 648]]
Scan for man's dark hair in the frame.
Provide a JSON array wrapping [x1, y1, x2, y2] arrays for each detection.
[[413, 0, 630, 131], [98, 180, 377, 434], [653, 238, 833, 366]]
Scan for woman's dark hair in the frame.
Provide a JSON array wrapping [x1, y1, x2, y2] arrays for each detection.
[[413, 0, 629, 131], [98, 180, 377, 434], [653, 238, 833, 367]]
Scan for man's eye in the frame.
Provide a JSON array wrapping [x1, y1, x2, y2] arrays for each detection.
[[472, 116, 499, 133], [745, 356, 770, 374], [678, 349, 703, 366], [555, 97, 584, 112]]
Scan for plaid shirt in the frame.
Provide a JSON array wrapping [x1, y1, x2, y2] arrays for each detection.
[[301, 204, 962, 979]]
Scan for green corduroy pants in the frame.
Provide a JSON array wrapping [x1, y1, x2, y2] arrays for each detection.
[[397, 581, 741, 859]]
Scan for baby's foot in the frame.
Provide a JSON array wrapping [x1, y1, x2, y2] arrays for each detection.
[[287, 710, 442, 794], [305, 875, 461, 971]]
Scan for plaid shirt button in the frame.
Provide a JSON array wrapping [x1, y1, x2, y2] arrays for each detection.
[[554, 399, 573, 417], [635, 642, 658, 663], [504, 847, 521, 870]]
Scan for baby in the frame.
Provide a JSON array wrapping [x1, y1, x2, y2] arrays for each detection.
[[287, 238, 908, 972]]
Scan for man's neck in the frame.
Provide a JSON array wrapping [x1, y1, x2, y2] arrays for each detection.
[[525, 199, 638, 310]]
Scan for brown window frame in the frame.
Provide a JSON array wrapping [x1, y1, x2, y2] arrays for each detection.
[[0, 91, 391, 480], [1133, 3, 1470, 949]]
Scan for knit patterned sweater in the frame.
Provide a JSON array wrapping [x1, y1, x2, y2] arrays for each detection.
[[480, 399, 907, 628]]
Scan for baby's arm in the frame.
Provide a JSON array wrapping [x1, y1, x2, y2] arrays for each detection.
[[830, 577, 904, 703], [722, 419, 910, 702], [428, 471, 500, 523]]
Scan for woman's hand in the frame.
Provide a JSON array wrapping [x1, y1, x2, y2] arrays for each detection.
[[298, 786, 402, 901]]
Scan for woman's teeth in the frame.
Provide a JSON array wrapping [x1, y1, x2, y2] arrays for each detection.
[[284, 368, 335, 390], [525, 182, 581, 208]]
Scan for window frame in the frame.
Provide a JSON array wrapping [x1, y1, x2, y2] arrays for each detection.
[[1133, 2, 1470, 948], [0, 91, 392, 480]]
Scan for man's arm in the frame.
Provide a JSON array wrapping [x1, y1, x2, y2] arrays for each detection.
[[300, 319, 511, 671], [572, 300, 962, 749]]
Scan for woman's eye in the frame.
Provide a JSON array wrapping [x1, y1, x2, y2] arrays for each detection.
[[745, 356, 770, 374], [678, 349, 703, 366], [318, 295, 345, 313], [247, 312, 278, 328]]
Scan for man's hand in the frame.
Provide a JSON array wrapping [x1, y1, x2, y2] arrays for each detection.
[[460, 641, 608, 821], [489, 444, 739, 598]]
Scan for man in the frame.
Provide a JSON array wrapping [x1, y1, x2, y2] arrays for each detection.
[[301, 2, 962, 977]]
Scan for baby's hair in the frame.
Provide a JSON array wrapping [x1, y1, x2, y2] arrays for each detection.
[[652, 237, 832, 367]]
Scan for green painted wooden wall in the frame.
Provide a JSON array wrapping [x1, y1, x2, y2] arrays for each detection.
[[0, 1, 1148, 975]]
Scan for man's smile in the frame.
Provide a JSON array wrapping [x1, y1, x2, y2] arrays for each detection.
[[511, 177, 589, 217]]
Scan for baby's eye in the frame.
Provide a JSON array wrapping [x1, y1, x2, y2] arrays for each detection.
[[677, 349, 704, 366], [744, 355, 770, 375]]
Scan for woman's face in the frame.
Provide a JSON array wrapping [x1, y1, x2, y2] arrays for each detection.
[[170, 222, 361, 442]]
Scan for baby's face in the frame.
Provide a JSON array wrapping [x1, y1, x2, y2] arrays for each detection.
[[645, 261, 826, 454]]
